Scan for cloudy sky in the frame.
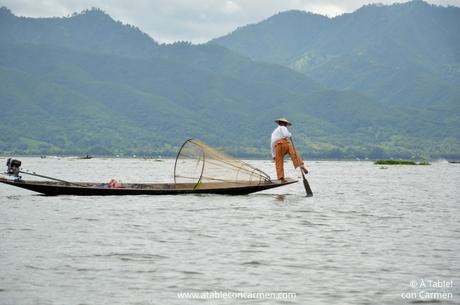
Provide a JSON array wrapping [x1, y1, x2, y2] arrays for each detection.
[[1, 0, 459, 43]]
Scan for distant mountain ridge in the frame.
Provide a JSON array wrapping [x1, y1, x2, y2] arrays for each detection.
[[212, 0, 460, 108], [0, 5, 459, 159], [0, 7, 159, 59]]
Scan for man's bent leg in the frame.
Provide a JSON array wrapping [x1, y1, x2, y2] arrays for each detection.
[[288, 142, 304, 169]]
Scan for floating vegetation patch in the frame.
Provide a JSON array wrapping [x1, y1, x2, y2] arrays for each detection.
[[374, 160, 430, 165]]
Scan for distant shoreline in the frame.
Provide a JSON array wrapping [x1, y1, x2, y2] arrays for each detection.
[[1, 155, 456, 163]]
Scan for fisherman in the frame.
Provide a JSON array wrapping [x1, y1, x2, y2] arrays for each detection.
[[271, 118, 308, 181]]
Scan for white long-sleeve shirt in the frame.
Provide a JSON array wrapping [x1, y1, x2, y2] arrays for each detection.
[[271, 126, 292, 158]]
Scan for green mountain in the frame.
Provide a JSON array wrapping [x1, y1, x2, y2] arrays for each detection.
[[212, 0, 460, 157], [0, 6, 458, 159], [212, 1, 460, 106]]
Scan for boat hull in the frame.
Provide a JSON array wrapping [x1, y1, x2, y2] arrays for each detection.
[[0, 177, 296, 196]]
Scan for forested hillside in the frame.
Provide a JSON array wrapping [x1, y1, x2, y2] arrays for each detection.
[[1, 5, 458, 159]]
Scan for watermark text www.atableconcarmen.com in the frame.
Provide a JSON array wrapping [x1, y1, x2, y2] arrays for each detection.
[[177, 290, 296, 300], [401, 279, 455, 301]]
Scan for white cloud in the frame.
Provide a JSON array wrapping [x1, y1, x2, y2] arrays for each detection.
[[223, 1, 242, 14], [1, 0, 459, 43]]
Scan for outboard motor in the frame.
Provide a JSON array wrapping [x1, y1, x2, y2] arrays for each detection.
[[6, 158, 21, 177]]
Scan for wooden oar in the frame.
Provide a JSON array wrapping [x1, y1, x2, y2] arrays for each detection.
[[19, 170, 86, 187], [300, 169, 313, 197], [290, 138, 313, 197]]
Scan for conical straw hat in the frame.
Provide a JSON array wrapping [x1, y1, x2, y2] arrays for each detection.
[[275, 118, 292, 126]]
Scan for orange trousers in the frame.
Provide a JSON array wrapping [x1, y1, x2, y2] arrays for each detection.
[[274, 139, 304, 179]]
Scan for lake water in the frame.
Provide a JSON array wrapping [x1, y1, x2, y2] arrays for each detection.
[[0, 158, 459, 305]]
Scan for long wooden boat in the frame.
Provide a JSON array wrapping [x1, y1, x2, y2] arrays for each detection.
[[1, 139, 301, 196], [0, 176, 296, 196]]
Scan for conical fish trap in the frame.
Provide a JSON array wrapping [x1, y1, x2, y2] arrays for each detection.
[[174, 139, 271, 189]]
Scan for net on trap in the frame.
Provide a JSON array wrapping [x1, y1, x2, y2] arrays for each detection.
[[174, 139, 271, 189]]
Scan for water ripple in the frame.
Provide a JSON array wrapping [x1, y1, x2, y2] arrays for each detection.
[[0, 159, 458, 305]]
